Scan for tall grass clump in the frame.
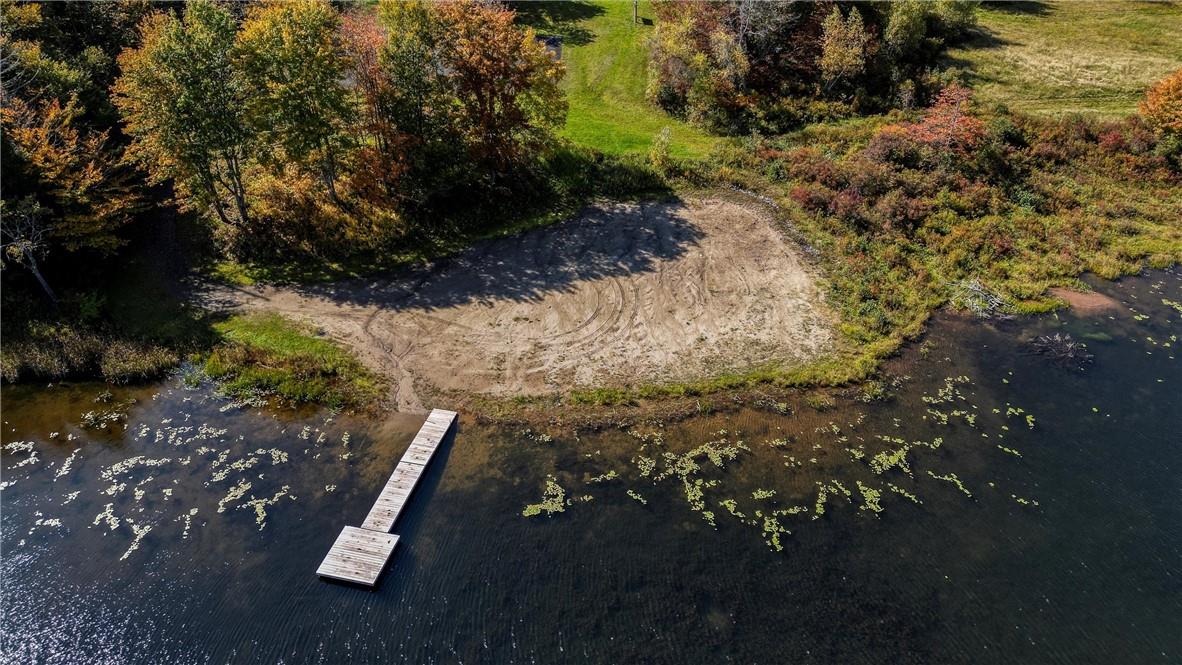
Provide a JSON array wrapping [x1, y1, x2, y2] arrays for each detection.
[[204, 313, 381, 409]]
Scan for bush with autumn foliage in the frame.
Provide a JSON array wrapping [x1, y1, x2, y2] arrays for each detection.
[[1139, 67, 1182, 167], [744, 82, 1182, 367], [647, 0, 978, 134]]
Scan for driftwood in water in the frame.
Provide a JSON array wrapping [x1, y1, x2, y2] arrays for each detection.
[[1026, 332, 1093, 370]]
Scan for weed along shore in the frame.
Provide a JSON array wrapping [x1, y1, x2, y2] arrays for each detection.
[[2, 0, 1181, 662]]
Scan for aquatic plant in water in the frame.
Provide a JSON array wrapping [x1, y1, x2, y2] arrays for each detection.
[[633, 455, 656, 477], [856, 481, 883, 514], [92, 503, 120, 530], [522, 475, 568, 517], [868, 436, 942, 475], [54, 449, 80, 480], [176, 508, 198, 538], [887, 483, 922, 504], [238, 486, 294, 530], [926, 471, 972, 498], [586, 470, 619, 484], [217, 479, 253, 513], [812, 480, 852, 519], [719, 498, 746, 519], [120, 520, 152, 561], [759, 512, 789, 551]]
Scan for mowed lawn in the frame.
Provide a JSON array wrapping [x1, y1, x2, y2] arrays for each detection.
[[948, 1, 1182, 117], [517, 0, 719, 159]]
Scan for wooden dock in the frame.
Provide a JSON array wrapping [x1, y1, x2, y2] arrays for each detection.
[[317, 408, 457, 586]]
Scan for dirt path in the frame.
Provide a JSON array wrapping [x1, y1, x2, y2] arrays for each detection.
[[202, 198, 834, 412]]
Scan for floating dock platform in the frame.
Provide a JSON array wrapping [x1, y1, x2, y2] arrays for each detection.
[[317, 408, 457, 586]]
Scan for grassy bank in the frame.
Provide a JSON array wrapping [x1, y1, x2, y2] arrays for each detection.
[[0, 323, 178, 385], [203, 313, 381, 410], [947, 1, 1182, 117]]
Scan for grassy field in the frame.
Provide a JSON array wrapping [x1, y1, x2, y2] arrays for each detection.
[[517, 0, 719, 159], [948, 1, 1182, 117]]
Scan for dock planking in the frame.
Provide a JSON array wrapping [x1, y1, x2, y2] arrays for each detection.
[[317, 408, 457, 586], [317, 527, 399, 586]]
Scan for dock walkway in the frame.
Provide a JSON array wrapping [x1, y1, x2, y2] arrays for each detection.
[[317, 408, 457, 586]]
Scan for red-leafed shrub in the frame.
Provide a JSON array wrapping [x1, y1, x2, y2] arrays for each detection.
[[871, 190, 931, 230], [789, 182, 835, 211], [829, 188, 866, 223], [1097, 128, 1127, 154], [863, 124, 923, 167], [901, 83, 986, 156], [787, 147, 843, 187]]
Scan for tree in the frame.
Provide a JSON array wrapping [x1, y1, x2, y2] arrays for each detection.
[[647, 1, 749, 131], [360, 0, 566, 197], [818, 6, 870, 93], [1140, 68, 1182, 136], [113, 0, 253, 228], [1, 0, 151, 125], [236, 0, 353, 200], [1, 96, 141, 254], [1, 197, 55, 303], [433, 0, 566, 173], [883, 0, 928, 59], [376, 1, 449, 144]]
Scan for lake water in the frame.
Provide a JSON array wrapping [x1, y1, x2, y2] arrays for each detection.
[[2, 270, 1179, 664]]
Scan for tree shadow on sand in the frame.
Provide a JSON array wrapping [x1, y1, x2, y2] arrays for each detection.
[[271, 199, 705, 313]]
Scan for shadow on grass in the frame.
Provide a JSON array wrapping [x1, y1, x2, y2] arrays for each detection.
[[981, 1, 1051, 16], [508, 0, 604, 46]]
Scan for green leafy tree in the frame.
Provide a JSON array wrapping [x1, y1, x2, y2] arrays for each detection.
[[819, 6, 870, 94], [236, 0, 353, 200], [113, 0, 253, 228], [376, 1, 448, 143]]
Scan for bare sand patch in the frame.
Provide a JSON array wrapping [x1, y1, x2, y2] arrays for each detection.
[[1049, 287, 1123, 314], [205, 198, 834, 411]]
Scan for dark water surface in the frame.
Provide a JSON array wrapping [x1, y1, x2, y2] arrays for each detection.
[[2, 271, 1180, 664]]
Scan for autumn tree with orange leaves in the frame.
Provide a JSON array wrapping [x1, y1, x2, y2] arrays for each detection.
[[433, 0, 566, 174], [1141, 69, 1182, 136]]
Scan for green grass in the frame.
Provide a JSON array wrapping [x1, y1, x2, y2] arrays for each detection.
[[205, 312, 381, 409], [947, 1, 1182, 117], [519, 0, 719, 158]]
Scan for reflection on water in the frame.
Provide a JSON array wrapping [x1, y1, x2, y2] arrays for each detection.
[[2, 270, 1180, 664]]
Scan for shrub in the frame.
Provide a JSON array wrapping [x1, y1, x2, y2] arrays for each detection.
[[99, 341, 177, 383], [1140, 68, 1182, 136], [789, 183, 836, 212], [870, 190, 931, 230], [0, 323, 177, 383], [648, 127, 673, 173], [864, 125, 924, 168]]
